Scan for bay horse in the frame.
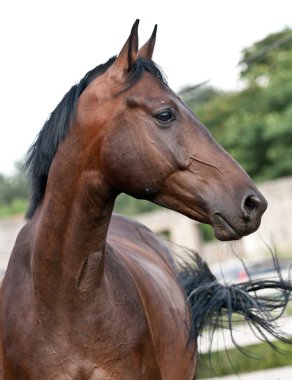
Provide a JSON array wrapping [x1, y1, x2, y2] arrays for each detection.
[[1, 20, 291, 379]]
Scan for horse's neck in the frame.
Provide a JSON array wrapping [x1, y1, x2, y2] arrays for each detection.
[[30, 140, 115, 304]]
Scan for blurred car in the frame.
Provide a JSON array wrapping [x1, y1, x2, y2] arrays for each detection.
[[213, 257, 292, 284]]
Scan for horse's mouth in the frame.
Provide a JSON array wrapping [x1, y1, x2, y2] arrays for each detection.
[[211, 213, 241, 241]]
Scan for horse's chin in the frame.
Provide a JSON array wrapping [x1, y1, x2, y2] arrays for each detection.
[[211, 213, 262, 241], [211, 213, 242, 241]]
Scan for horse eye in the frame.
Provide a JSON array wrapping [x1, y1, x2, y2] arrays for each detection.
[[154, 109, 175, 124]]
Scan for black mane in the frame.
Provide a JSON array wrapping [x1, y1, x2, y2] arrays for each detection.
[[25, 57, 167, 218]]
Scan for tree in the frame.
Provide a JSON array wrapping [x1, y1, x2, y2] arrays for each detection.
[[180, 28, 292, 182], [0, 162, 29, 217]]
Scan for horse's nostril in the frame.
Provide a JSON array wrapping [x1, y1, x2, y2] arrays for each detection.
[[245, 195, 261, 210], [241, 194, 263, 220]]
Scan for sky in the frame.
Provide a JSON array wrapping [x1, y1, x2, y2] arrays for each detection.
[[0, 0, 291, 175]]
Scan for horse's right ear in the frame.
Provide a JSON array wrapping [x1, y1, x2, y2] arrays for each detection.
[[138, 24, 157, 60], [109, 19, 139, 82]]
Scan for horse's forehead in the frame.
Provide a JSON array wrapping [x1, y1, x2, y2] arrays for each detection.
[[85, 70, 176, 115], [135, 71, 169, 92], [126, 73, 175, 105]]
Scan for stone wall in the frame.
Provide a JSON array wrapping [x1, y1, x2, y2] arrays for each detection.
[[242, 176, 292, 257]]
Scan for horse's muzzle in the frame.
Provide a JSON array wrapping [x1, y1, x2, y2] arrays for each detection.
[[211, 191, 268, 241]]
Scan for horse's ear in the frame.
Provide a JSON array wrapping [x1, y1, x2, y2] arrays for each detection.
[[138, 24, 157, 60], [110, 19, 139, 80]]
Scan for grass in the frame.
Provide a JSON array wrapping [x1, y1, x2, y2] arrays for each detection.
[[196, 338, 292, 378]]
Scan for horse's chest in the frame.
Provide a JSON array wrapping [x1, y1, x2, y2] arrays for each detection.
[[2, 295, 161, 379]]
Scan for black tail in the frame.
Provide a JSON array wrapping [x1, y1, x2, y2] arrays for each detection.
[[178, 251, 292, 350]]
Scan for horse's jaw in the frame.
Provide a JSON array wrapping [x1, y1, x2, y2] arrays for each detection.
[[152, 168, 267, 242]]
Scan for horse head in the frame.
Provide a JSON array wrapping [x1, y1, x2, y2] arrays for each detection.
[[75, 20, 267, 241]]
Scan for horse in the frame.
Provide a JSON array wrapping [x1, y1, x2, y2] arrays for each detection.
[[1, 20, 291, 379]]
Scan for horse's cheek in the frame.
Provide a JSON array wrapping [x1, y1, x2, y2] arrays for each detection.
[[101, 121, 169, 195]]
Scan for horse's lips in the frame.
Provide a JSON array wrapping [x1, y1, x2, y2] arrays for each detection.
[[211, 213, 241, 241]]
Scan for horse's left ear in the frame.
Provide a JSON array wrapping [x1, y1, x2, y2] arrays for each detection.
[[138, 24, 157, 60], [110, 19, 139, 81]]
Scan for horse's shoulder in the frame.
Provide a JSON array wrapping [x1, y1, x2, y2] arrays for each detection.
[[107, 214, 193, 373], [108, 213, 174, 267]]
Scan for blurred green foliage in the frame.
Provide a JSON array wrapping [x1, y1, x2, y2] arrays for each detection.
[[181, 28, 292, 182], [0, 162, 28, 205], [199, 223, 215, 242], [0, 162, 29, 217], [0, 199, 28, 218], [114, 193, 158, 216]]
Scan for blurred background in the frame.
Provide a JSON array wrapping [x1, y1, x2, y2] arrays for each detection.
[[1, 1, 292, 378]]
